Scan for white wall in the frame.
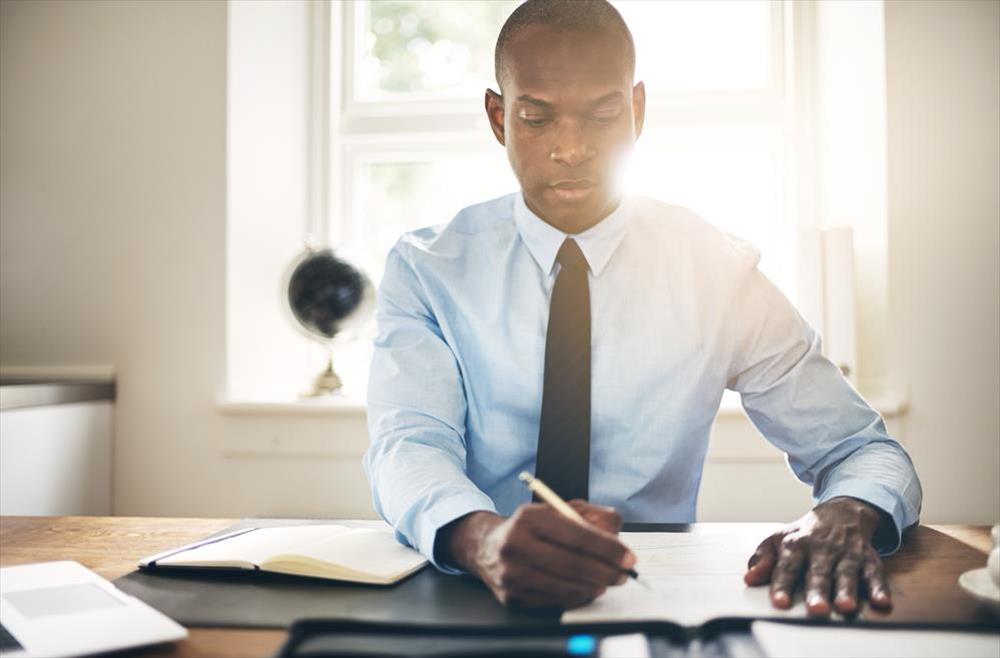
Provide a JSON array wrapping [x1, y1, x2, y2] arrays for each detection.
[[0, 0, 374, 520], [1, 0, 996, 525], [884, 0, 1000, 524]]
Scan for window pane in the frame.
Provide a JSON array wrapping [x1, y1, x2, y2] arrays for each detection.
[[355, 0, 774, 102], [357, 0, 520, 100], [616, 0, 774, 92], [347, 133, 791, 296], [623, 124, 792, 292], [348, 152, 518, 279]]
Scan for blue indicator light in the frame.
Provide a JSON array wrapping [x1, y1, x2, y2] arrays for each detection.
[[567, 634, 597, 656]]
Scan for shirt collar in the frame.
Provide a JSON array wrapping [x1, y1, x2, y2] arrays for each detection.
[[513, 192, 634, 277]]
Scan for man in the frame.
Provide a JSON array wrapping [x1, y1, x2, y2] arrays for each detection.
[[364, 0, 921, 616]]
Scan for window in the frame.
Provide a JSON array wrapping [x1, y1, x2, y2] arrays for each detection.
[[322, 0, 798, 396], [333, 0, 794, 291], [331, 0, 522, 281], [227, 0, 890, 405]]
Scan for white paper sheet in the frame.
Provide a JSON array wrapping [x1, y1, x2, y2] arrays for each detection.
[[752, 621, 1000, 658], [562, 531, 805, 626]]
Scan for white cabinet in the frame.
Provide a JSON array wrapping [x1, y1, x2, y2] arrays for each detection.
[[0, 385, 113, 516]]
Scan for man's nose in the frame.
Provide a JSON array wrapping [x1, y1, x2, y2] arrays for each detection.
[[549, 121, 596, 167]]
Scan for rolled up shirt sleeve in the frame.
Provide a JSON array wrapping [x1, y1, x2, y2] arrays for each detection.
[[725, 258, 922, 554], [363, 240, 497, 573]]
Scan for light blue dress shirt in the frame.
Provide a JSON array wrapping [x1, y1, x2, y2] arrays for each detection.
[[364, 192, 922, 571]]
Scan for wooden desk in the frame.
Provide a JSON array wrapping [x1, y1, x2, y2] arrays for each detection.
[[0, 517, 995, 657], [0, 516, 282, 657]]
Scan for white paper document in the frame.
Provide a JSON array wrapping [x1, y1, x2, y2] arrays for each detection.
[[752, 621, 1000, 658], [562, 531, 806, 626]]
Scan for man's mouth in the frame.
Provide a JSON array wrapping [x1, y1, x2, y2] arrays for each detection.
[[549, 178, 598, 201]]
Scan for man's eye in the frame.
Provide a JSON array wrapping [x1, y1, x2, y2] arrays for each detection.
[[590, 112, 620, 125], [522, 116, 550, 127]]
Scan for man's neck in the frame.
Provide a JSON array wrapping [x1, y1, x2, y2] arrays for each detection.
[[524, 194, 623, 235]]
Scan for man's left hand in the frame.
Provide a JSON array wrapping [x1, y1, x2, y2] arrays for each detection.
[[743, 497, 893, 616]]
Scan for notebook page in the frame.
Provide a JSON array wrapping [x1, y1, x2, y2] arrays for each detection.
[[563, 531, 805, 627], [752, 621, 1000, 658], [278, 528, 426, 579], [155, 525, 357, 567]]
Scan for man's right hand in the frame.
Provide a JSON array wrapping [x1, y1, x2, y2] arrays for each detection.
[[437, 502, 637, 609]]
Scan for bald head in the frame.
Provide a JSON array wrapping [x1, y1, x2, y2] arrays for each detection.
[[494, 0, 635, 95]]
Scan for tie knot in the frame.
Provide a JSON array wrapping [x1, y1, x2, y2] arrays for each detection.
[[556, 239, 588, 271]]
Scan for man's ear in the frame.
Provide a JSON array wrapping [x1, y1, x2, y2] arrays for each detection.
[[632, 81, 646, 140], [485, 89, 506, 147]]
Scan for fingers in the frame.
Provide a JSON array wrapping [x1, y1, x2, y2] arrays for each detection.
[[797, 551, 890, 617], [486, 504, 633, 609], [833, 546, 864, 615], [804, 551, 837, 616], [748, 507, 893, 617], [523, 506, 636, 571], [769, 537, 807, 609], [861, 549, 892, 610], [759, 537, 891, 616], [569, 499, 623, 534], [744, 535, 778, 586], [495, 561, 603, 610], [504, 532, 629, 588]]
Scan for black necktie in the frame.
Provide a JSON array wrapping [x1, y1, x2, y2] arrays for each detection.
[[534, 238, 591, 501]]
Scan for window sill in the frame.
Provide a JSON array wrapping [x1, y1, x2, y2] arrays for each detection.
[[218, 397, 366, 416], [218, 391, 908, 419]]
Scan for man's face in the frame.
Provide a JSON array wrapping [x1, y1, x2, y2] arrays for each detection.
[[486, 24, 645, 233]]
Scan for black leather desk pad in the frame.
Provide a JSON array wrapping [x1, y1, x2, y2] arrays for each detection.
[[114, 519, 691, 629]]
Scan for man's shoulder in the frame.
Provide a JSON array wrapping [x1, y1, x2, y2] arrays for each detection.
[[632, 195, 762, 271], [393, 192, 516, 263]]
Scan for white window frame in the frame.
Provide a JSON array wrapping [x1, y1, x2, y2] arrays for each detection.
[[326, 1, 800, 266], [225, 0, 905, 412], [320, 0, 814, 404]]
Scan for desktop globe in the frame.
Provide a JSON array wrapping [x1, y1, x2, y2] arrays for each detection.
[[285, 244, 374, 397]]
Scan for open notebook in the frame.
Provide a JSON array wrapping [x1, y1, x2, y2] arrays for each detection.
[[138, 525, 427, 585]]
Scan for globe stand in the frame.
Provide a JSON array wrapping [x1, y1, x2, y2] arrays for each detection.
[[303, 352, 344, 397], [284, 244, 374, 399]]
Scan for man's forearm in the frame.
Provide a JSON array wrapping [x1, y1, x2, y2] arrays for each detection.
[[435, 510, 505, 574]]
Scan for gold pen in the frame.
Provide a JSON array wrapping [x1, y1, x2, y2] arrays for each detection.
[[518, 471, 644, 583]]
